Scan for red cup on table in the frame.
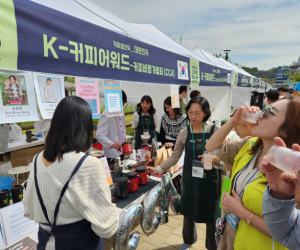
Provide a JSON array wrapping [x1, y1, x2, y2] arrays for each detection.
[[126, 172, 142, 192], [135, 166, 148, 185]]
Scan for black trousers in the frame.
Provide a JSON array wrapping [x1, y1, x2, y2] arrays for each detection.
[[182, 216, 217, 250]]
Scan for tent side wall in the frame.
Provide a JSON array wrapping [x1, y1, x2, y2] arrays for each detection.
[[98, 81, 231, 125]]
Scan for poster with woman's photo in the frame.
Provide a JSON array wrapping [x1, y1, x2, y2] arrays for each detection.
[[33, 73, 65, 119], [0, 71, 39, 123]]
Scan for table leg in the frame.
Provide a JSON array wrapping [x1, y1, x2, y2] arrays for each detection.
[[16, 174, 19, 185], [23, 173, 25, 183]]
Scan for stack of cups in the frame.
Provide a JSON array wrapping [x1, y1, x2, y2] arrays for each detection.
[[0, 189, 10, 208], [11, 185, 24, 204]]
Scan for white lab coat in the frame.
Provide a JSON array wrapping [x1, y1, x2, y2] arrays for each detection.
[[96, 111, 126, 158]]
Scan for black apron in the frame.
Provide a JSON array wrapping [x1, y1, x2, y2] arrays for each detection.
[[135, 113, 156, 150], [180, 124, 221, 223], [34, 153, 103, 250]]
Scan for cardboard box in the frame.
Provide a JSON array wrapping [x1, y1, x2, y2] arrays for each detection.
[[10, 145, 45, 168]]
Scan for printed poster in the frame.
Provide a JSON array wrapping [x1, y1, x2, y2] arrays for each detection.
[[170, 85, 180, 108], [103, 80, 123, 117], [0, 70, 39, 123], [33, 73, 65, 119], [227, 73, 231, 84], [100, 157, 113, 186], [75, 77, 100, 119], [0, 202, 38, 245]]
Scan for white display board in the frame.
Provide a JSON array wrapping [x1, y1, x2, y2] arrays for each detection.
[[0, 70, 39, 123], [33, 73, 65, 119], [0, 230, 4, 249], [0, 202, 38, 245]]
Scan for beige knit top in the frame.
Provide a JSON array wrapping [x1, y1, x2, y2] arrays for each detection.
[[156, 122, 219, 174], [23, 151, 119, 250]]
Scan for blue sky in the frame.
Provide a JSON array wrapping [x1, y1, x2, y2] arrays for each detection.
[[90, 0, 300, 70]]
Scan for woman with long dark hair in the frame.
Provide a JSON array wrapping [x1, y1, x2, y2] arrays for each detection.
[[132, 95, 159, 149], [148, 96, 220, 250], [23, 96, 119, 250], [205, 97, 300, 250], [160, 96, 188, 148]]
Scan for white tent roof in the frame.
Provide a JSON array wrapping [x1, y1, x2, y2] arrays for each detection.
[[27, 0, 235, 122], [31, 0, 214, 64], [129, 24, 214, 65], [217, 58, 251, 76], [192, 47, 234, 70]]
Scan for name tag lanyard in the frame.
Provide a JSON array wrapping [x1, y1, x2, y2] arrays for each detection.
[[233, 147, 263, 197], [228, 147, 263, 230], [191, 123, 205, 160]]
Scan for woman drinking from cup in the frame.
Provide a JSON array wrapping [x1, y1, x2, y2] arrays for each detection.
[[148, 96, 220, 250], [160, 96, 188, 149], [205, 97, 300, 250], [261, 136, 300, 250], [22, 96, 119, 250], [132, 95, 159, 149]]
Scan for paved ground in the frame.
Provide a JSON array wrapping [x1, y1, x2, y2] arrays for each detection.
[[103, 206, 208, 250]]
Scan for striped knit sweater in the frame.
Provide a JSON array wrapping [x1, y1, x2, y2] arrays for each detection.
[[23, 151, 119, 250]]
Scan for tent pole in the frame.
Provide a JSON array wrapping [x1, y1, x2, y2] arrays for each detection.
[[228, 85, 233, 119], [186, 86, 190, 106]]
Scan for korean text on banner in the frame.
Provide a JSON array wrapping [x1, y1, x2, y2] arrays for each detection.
[[33, 73, 65, 119], [233, 72, 238, 86], [0, 0, 231, 87], [100, 157, 113, 186], [103, 80, 123, 117], [170, 85, 180, 108], [189, 58, 200, 86], [75, 78, 100, 119], [0, 71, 39, 123]]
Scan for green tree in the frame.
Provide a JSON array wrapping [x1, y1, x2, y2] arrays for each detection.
[[285, 71, 300, 82]]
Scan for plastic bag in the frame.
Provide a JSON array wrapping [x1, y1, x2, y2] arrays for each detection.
[[0, 124, 10, 154]]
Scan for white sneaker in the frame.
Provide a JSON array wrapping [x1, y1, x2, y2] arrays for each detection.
[[179, 243, 193, 250]]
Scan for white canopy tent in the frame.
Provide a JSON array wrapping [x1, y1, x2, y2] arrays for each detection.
[[2, 0, 234, 125], [192, 48, 253, 112], [98, 80, 231, 126]]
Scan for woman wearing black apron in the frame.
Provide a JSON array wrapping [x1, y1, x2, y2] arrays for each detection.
[[132, 95, 159, 149], [148, 97, 221, 250], [22, 96, 119, 250]]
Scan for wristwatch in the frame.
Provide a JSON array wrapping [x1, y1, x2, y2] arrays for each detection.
[[246, 214, 254, 225], [213, 161, 224, 169]]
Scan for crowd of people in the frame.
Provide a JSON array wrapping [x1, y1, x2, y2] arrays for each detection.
[[21, 85, 300, 250]]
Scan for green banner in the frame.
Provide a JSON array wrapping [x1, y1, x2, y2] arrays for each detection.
[[189, 58, 200, 86], [0, 0, 18, 70], [233, 72, 238, 86]]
